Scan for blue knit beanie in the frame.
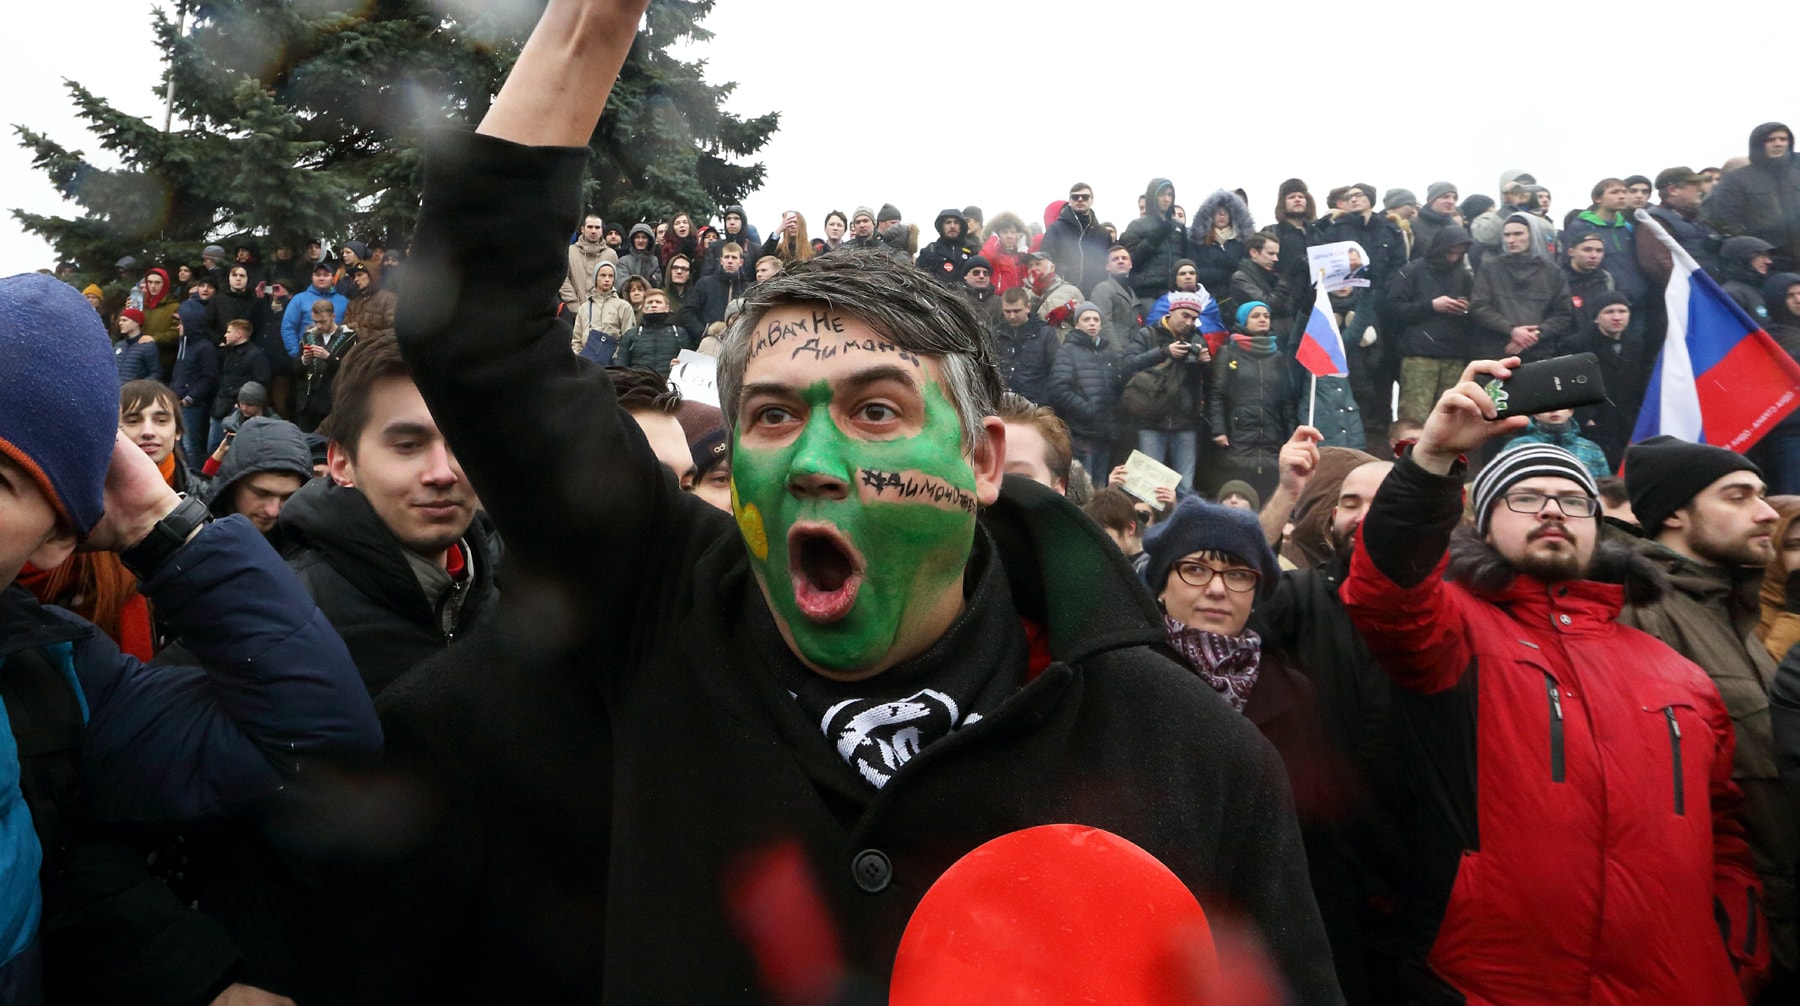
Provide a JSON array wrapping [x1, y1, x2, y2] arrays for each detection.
[[0, 273, 120, 535], [1235, 300, 1270, 329], [1141, 495, 1279, 601]]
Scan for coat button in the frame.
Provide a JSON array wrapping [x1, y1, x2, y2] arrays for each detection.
[[1558, 614, 1571, 626], [851, 849, 893, 893]]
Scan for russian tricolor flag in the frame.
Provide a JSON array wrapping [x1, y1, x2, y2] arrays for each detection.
[[1296, 276, 1350, 378], [1630, 209, 1800, 451]]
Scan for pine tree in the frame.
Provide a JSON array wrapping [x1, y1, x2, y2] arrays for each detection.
[[13, 0, 776, 287]]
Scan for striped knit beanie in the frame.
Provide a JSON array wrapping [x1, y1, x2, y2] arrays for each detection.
[[1470, 443, 1597, 536]]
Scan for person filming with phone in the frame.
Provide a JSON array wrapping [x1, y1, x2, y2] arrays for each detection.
[[1340, 357, 1768, 1004]]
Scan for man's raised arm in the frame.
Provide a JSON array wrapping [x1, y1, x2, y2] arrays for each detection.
[[399, 0, 677, 598]]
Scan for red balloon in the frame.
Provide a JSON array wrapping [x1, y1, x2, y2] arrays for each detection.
[[890, 824, 1216, 1005]]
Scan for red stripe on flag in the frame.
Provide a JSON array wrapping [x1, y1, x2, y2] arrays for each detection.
[[1694, 330, 1800, 450], [1296, 338, 1339, 378]]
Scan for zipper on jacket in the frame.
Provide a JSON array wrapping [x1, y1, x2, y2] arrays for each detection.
[[1747, 889, 1760, 956], [1664, 707, 1685, 816], [1545, 675, 1564, 783]]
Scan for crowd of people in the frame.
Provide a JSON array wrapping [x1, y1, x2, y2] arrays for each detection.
[[9, 0, 1800, 1002]]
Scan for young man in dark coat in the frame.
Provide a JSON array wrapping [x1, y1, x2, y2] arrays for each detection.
[[914, 207, 978, 284], [313, 5, 1344, 1001], [990, 287, 1056, 405], [1379, 224, 1477, 423], [1042, 182, 1111, 295], [1707, 122, 1800, 270], [211, 318, 274, 452], [278, 333, 498, 697], [1119, 176, 1190, 313]]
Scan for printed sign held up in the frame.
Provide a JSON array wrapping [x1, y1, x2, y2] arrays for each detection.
[[669, 350, 720, 408], [1306, 241, 1372, 293]]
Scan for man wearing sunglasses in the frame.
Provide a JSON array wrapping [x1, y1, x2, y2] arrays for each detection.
[[1044, 183, 1112, 295], [958, 253, 1002, 326], [1341, 358, 1767, 1003]]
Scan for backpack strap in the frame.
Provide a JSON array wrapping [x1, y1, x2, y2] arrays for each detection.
[[1, 645, 87, 865]]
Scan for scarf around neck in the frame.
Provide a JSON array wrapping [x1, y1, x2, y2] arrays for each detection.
[[1163, 615, 1262, 713], [1230, 332, 1278, 356]]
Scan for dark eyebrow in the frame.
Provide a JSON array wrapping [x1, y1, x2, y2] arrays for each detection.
[[741, 364, 923, 403], [381, 421, 436, 441]]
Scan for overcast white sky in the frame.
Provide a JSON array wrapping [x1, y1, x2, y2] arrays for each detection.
[[5, 0, 1796, 275]]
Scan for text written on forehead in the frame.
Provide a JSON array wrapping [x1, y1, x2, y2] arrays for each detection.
[[751, 309, 845, 357], [791, 336, 920, 368], [859, 469, 976, 515]]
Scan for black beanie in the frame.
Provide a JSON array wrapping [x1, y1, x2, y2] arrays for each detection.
[[1623, 436, 1763, 535], [965, 254, 992, 272], [1589, 291, 1630, 312], [1141, 496, 1279, 601]]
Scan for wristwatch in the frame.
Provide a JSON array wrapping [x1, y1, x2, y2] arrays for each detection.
[[120, 494, 212, 579]]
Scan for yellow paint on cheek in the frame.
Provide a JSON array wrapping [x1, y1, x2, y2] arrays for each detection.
[[731, 477, 769, 560]]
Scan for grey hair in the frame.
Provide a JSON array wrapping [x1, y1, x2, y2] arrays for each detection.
[[717, 249, 1003, 452]]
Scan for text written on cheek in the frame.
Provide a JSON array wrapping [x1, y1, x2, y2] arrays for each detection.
[[858, 469, 976, 515]]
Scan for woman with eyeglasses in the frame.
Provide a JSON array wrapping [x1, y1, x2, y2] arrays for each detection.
[[658, 253, 695, 319], [1141, 496, 1330, 826]]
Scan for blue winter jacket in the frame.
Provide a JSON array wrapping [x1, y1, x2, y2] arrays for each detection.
[[0, 516, 381, 1000], [281, 289, 348, 356]]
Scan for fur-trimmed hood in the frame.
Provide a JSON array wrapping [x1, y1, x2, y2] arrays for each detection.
[[1445, 523, 1669, 606], [1191, 189, 1256, 244]]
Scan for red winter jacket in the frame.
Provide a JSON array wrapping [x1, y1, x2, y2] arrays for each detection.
[[1341, 454, 1767, 1005]]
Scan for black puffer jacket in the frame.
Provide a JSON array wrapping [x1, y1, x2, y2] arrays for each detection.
[[1121, 178, 1189, 299], [212, 340, 273, 419], [1378, 225, 1478, 360], [992, 317, 1057, 406], [1123, 319, 1209, 431], [1190, 190, 1256, 305], [1209, 341, 1295, 466], [1049, 329, 1123, 440], [1231, 261, 1299, 346], [277, 479, 502, 698], [1468, 249, 1574, 363], [915, 208, 978, 284], [1706, 122, 1800, 263], [1042, 201, 1112, 294]]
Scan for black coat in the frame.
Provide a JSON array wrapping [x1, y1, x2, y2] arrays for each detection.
[[316, 130, 1345, 1005], [1230, 261, 1299, 345], [1123, 320, 1209, 431], [1378, 225, 1478, 360], [1209, 342, 1295, 465], [1042, 203, 1112, 295], [1192, 237, 1246, 305], [276, 479, 502, 697], [1251, 555, 1410, 1004], [170, 329, 220, 409], [1048, 329, 1124, 441], [1316, 212, 1407, 294], [677, 272, 744, 341], [212, 341, 273, 419], [991, 318, 1057, 406], [1120, 178, 1190, 299]]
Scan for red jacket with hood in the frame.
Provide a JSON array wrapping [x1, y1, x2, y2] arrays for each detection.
[[1340, 453, 1767, 1005]]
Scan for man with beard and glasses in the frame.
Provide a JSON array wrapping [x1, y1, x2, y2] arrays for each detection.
[[1619, 437, 1799, 998], [312, 3, 1344, 1001], [1343, 361, 1769, 1005]]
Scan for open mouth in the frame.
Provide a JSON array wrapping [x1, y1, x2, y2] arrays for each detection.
[[788, 523, 865, 624]]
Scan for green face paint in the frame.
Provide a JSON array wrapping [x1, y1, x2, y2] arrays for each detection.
[[732, 377, 977, 672]]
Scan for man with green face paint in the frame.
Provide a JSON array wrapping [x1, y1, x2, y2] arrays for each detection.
[[314, 2, 1344, 1002]]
